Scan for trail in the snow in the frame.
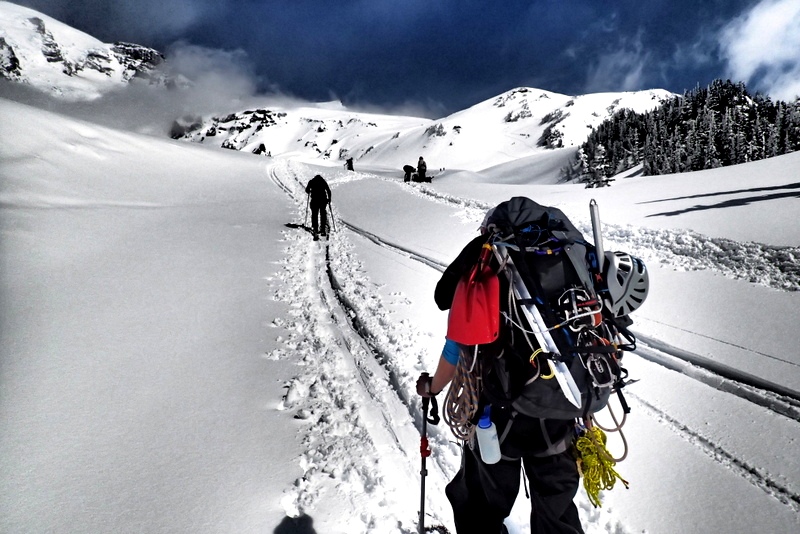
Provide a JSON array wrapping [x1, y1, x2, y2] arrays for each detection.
[[636, 337, 800, 419], [628, 390, 800, 514], [267, 161, 457, 532], [271, 203, 422, 533]]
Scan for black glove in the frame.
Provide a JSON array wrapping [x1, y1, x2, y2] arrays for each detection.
[[416, 373, 436, 397]]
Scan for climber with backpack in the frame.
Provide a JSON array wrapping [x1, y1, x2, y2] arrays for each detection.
[[416, 197, 649, 534], [304, 174, 332, 241]]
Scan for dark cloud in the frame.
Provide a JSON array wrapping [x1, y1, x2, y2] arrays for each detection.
[[13, 0, 215, 42], [12, 0, 783, 117]]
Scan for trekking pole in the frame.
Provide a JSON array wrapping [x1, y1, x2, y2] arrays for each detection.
[[328, 201, 337, 232], [419, 376, 440, 534]]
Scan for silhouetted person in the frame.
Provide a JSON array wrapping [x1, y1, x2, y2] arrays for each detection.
[[274, 514, 317, 534], [417, 156, 427, 182], [344, 157, 354, 171], [305, 174, 331, 241], [403, 164, 415, 182]]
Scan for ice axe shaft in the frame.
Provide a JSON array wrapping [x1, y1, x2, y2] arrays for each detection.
[[590, 199, 604, 273]]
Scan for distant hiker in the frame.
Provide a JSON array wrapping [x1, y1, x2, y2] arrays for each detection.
[[417, 156, 427, 182], [345, 157, 354, 171], [403, 164, 415, 182], [305, 174, 331, 241], [416, 198, 649, 533]]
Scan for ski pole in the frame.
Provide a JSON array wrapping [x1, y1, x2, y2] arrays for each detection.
[[420, 396, 430, 534], [328, 201, 337, 232], [419, 376, 440, 534], [304, 194, 310, 227]]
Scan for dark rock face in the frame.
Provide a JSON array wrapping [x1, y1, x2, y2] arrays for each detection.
[[111, 42, 165, 81], [170, 116, 204, 139], [28, 16, 66, 66], [2, 15, 168, 87], [0, 37, 22, 79]]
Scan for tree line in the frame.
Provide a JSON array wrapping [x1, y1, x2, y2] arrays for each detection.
[[562, 79, 800, 187]]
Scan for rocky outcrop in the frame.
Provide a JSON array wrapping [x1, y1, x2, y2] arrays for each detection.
[[0, 6, 172, 96], [111, 42, 165, 81], [0, 37, 21, 79]]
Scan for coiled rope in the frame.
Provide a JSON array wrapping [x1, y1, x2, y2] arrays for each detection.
[[574, 425, 629, 508], [591, 397, 629, 462], [443, 346, 482, 442]]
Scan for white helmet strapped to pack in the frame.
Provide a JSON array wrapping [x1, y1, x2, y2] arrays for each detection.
[[603, 251, 649, 317]]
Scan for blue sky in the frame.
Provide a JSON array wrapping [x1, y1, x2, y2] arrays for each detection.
[[14, 0, 800, 117]]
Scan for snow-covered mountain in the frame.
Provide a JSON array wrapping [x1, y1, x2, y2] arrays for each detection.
[[0, 1, 167, 100], [172, 87, 673, 174], [0, 1, 673, 176]]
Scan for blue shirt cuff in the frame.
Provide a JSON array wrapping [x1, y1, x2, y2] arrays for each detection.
[[442, 338, 460, 365]]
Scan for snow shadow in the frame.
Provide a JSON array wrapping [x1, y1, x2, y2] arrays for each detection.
[[640, 182, 800, 205], [645, 187, 800, 217], [273, 514, 317, 534]]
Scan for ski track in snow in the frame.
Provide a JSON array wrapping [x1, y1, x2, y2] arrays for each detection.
[[270, 205, 414, 532], [628, 392, 800, 514], [401, 181, 800, 293], [265, 161, 800, 531], [266, 161, 462, 533]]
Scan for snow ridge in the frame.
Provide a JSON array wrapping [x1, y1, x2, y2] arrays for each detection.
[[399, 182, 799, 292]]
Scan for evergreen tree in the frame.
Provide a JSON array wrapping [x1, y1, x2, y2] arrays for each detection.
[[566, 79, 800, 183]]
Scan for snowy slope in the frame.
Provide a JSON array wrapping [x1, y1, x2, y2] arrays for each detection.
[[0, 1, 165, 100], [174, 87, 673, 176], [2, 96, 799, 534]]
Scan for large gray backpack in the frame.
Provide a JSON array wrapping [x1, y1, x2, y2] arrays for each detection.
[[475, 197, 647, 420]]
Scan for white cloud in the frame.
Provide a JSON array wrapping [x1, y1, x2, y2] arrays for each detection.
[[583, 36, 649, 93], [165, 42, 258, 104], [719, 0, 800, 100]]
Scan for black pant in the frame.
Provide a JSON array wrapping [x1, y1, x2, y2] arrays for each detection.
[[445, 444, 584, 534], [310, 202, 328, 235]]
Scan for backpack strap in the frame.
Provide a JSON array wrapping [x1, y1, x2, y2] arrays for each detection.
[[494, 412, 573, 460], [533, 418, 574, 457]]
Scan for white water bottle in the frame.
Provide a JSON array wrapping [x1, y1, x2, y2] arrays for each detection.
[[476, 406, 501, 464]]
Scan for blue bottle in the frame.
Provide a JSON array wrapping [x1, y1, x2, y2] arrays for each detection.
[[476, 406, 501, 464]]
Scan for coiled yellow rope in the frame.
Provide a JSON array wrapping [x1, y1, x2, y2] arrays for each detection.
[[574, 426, 629, 508]]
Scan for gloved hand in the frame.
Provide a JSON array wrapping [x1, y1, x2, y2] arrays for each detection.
[[416, 372, 436, 397]]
